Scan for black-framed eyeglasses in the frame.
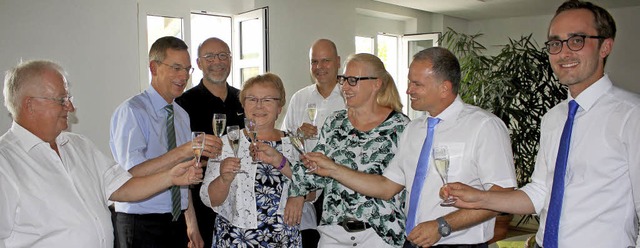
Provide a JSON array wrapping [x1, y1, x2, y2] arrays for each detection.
[[156, 61, 194, 74], [30, 95, 74, 107], [544, 35, 606, 55], [337, 75, 378, 86], [200, 53, 231, 62], [245, 96, 281, 106]]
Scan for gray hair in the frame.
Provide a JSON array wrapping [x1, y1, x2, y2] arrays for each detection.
[[3, 60, 66, 117]]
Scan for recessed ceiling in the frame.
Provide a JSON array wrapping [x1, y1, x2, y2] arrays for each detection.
[[374, 0, 640, 20]]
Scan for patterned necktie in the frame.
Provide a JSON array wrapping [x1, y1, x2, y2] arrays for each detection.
[[543, 100, 579, 248], [164, 104, 181, 222], [406, 117, 441, 235]]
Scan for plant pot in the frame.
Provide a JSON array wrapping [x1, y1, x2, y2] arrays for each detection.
[[489, 213, 514, 244]]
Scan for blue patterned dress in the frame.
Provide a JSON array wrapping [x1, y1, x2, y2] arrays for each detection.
[[211, 139, 302, 248]]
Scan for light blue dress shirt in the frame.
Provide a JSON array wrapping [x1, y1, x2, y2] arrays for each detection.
[[110, 86, 191, 214]]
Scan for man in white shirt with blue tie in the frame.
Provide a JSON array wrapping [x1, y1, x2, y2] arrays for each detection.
[[445, 1, 640, 247]]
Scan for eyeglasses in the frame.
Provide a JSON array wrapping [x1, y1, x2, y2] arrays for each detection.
[[156, 61, 194, 74], [200, 53, 231, 62], [337, 75, 378, 86], [245, 96, 280, 106], [30, 95, 74, 107], [544, 35, 606, 55]]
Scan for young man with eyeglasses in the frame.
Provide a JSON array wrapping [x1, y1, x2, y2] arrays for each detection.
[[110, 36, 222, 248], [280, 38, 345, 248], [445, 1, 640, 247], [175, 37, 245, 248]]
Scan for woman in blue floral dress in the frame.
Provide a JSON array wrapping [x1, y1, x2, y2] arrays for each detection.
[[200, 73, 301, 247], [289, 53, 410, 247]]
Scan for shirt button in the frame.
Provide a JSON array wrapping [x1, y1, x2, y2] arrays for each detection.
[[352, 243, 357, 246], [351, 236, 355, 240]]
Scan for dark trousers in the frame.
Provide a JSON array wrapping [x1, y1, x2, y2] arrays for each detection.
[[301, 229, 320, 248], [403, 241, 488, 248], [115, 212, 188, 248], [191, 184, 216, 248]]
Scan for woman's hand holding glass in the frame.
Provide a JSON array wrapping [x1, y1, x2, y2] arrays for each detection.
[[219, 157, 242, 183], [301, 152, 338, 177]]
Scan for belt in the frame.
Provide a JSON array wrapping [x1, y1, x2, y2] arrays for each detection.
[[117, 210, 185, 221], [403, 241, 488, 248], [340, 218, 372, 232]]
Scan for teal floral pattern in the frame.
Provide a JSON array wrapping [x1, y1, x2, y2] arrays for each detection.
[[289, 110, 409, 247]]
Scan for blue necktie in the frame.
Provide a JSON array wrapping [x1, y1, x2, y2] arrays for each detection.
[[164, 105, 182, 222], [406, 117, 441, 235], [543, 100, 579, 248]]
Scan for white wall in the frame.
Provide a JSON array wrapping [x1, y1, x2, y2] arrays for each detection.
[[0, 0, 139, 154], [467, 6, 640, 94]]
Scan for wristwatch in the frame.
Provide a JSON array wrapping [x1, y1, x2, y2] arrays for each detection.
[[436, 217, 451, 237]]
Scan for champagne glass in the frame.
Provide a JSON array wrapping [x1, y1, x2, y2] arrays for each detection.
[[306, 103, 318, 140], [288, 130, 315, 173], [244, 118, 261, 164], [433, 146, 455, 206], [191, 131, 205, 168], [211, 113, 227, 162], [226, 125, 246, 174]]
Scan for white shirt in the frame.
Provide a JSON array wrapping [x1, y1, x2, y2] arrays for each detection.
[[384, 96, 517, 245], [0, 123, 132, 248], [281, 83, 345, 230], [520, 75, 640, 247], [200, 132, 296, 229], [281, 83, 345, 148]]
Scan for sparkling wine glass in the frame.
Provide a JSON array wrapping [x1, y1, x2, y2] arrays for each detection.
[[191, 131, 205, 168], [288, 130, 315, 173], [244, 118, 261, 164], [433, 145, 455, 206], [211, 113, 227, 162], [306, 103, 318, 140], [226, 125, 246, 174]]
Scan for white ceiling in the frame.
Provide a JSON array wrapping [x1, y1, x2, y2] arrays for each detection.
[[375, 0, 640, 20]]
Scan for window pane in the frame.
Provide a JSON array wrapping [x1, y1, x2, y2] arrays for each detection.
[[190, 13, 232, 87], [147, 15, 183, 51], [241, 67, 259, 85], [240, 19, 261, 60], [355, 36, 374, 54], [377, 34, 398, 85]]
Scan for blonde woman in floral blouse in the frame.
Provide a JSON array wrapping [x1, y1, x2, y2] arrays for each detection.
[[200, 73, 301, 247], [289, 53, 410, 247]]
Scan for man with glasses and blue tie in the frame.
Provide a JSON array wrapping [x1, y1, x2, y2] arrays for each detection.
[[0, 60, 203, 248], [176, 37, 244, 248], [444, 1, 640, 247], [110, 36, 221, 248], [306, 47, 516, 248]]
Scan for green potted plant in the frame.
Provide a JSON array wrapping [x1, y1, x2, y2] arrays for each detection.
[[440, 28, 567, 238]]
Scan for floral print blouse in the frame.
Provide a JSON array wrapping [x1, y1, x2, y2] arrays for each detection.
[[289, 110, 410, 247]]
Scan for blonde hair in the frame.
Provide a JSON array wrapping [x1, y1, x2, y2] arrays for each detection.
[[239, 72, 287, 108], [344, 53, 403, 112]]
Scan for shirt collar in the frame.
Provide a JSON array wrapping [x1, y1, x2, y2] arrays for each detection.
[[312, 83, 342, 99], [145, 86, 174, 115], [427, 95, 464, 126], [10, 121, 69, 152], [570, 74, 612, 112]]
